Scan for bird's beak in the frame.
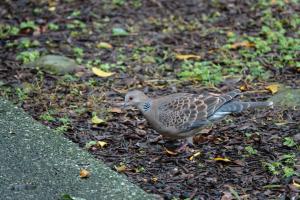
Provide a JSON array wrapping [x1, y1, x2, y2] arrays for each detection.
[[122, 102, 127, 109]]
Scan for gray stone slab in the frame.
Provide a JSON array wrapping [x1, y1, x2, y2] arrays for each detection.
[[0, 99, 156, 200]]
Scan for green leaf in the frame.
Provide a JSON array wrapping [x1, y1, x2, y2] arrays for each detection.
[[112, 28, 128, 36]]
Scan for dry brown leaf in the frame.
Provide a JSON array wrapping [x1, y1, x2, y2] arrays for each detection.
[[175, 54, 201, 60], [165, 148, 178, 156], [151, 176, 158, 183], [265, 84, 279, 94], [230, 41, 255, 49], [79, 169, 91, 178], [92, 67, 114, 77], [109, 107, 123, 113]]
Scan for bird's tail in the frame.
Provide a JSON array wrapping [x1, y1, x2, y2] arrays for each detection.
[[218, 101, 273, 113]]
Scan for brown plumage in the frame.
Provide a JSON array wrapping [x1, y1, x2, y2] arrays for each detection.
[[124, 90, 273, 142]]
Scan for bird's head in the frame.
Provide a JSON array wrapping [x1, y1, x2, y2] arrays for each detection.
[[124, 90, 149, 108]]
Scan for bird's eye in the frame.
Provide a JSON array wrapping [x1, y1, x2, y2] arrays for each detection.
[[129, 96, 133, 101]]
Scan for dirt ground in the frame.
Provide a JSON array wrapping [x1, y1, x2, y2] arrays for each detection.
[[1, 0, 300, 199]]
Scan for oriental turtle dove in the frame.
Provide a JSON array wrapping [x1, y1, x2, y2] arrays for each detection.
[[124, 89, 273, 143]]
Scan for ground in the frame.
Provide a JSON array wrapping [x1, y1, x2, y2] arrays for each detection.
[[0, 0, 299, 199]]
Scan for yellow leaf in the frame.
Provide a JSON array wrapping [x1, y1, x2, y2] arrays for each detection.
[[96, 141, 108, 148], [230, 41, 255, 49], [227, 31, 235, 37], [189, 151, 201, 161], [292, 180, 300, 188], [265, 84, 279, 94], [79, 169, 91, 178], [175, 54, 201, 60], [115, 164, 126, 173], [91, 115, 105, 124], [239, 85, 247, 91], [92, 67, 114, 77], [214, 157, 231, 162], [165, 148, 178, 156], [96, 42, 113, 49], [151, 176, 158, 183]]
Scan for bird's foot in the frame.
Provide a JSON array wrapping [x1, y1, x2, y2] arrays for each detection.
[[149, 135, 163, 143], [175, 137, 195, 153]]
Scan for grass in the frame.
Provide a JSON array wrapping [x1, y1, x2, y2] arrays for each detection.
[[177, 1, 300, 84]]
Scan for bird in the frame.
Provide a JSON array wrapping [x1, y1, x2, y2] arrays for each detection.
[[124, 89, 273, 147]]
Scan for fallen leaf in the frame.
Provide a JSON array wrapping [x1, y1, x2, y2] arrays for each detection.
[[226, 31, 235, 37], [92, 67, 114, 77], [112, 28, 128, 36], [96, 42, 113, 49], [230, 41, 255, 49], [189, 151, 201, 161], [109, 107, 123, 113], [91, 115, 105, 124], [96, 141, 108, 148], [84, 140, 97, 149], [293, 179, 300, 188], [165, 148, 178, 156], [214, 157, 231, 162], [151, 176, 158, 183], [79, 169, 91, 178], [115, 164, 126, 172], [239, 85, 248, 91], [265, 84, 279, 94], [175, 54, 201, 60]]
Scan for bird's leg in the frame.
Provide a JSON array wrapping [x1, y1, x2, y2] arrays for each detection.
[[149, 135, 163, 143], [176, 137, 194, 152]]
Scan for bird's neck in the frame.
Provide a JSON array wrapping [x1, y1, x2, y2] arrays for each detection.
[[138, 100, 152, 113]]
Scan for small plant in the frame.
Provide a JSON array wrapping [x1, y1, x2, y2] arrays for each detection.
[[0, 24, 20, 39], [20, 20, 37, 30], [16, 50, 40, 64], [283, 137, 297, 147], [15, 88, 28, 102], [283, 166, 295, 178], [39, 112, 55, 122], [55, 116, 71, 133], [280, 153, 296, 164], [18, 38, 40, 49], [70, 10, 81, 17], [245, 146, 258, 155], [73, 47, 84, 57], [66, 20, 86, 30], [179, 61, 223, 85], [263, 162, 281, 175], [112, 0, 125, 6], [47, 23, 59, 31]]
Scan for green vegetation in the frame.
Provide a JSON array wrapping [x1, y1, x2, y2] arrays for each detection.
[[179, 61, 223, 85], [47, 23, 59, 31], [0, 24, 20, 39], [55, 116, 71, 134], [16, 50, 40, 64], [20, 20, 37, 30], [283, 137, 297, 147], [244, 146, 257, 155]]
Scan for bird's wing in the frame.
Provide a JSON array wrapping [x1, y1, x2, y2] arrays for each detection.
[[157, 90, 240, 134]]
